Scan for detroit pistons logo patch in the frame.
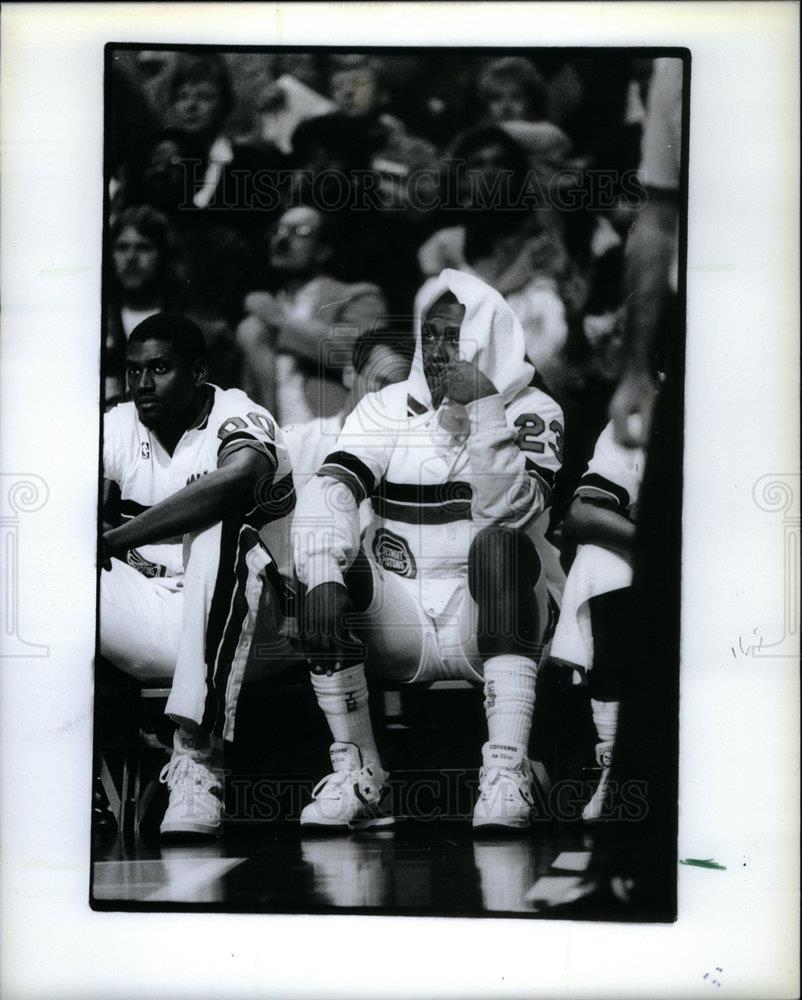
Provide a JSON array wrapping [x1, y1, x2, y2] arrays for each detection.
[[372, 528, 416, 578]]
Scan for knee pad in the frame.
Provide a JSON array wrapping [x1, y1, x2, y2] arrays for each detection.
[[468, 525, 542, 602], [587, 587, 635, 700], [469, 526, 542, 659]]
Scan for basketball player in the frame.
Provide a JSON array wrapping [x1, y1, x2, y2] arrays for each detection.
[[282, 326, 414, 498], [100, 313, 294, 836], [293, 269, 564, 830], [550, 420, 645, 820]]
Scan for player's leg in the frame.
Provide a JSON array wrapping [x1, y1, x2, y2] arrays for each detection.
[[548, 543, 634, 821], [466, 524, 544, 829], [161, 520, 273, 836], [100, 558, 182, 680], [582, 586, 633, 821], [297, 553, 430, 829]]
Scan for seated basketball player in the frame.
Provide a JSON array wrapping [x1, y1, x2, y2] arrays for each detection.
[[293, 269, 564, 830], [100, 314, 294, 836], [549, 420, 645, 821]]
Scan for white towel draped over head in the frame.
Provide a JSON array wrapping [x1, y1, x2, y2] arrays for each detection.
[[407, 268, 535, 410]]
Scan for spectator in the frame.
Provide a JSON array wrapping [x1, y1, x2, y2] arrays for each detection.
[[117, 128, 208, 218], [477, 56, 549, 124], [236, 204, 389, 424], [327, 55, 439, 217], [104, 204, 243, 398], [417, 125, 572, 394], [159, 53, 284, 235], [286, 111, 421, 310], [105, 206, 174, 404], [287, 112, 372, 220]]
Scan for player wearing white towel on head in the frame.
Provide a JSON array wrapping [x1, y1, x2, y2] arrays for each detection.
[[101, 313, 294, 836], [550, 421, 645, 821], [293, 269, 564, 830]]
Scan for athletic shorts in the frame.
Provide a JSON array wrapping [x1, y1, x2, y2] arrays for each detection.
[[354, 560, 556, 685]]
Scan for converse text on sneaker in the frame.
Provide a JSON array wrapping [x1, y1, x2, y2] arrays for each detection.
[[473, 742, 534, 830]]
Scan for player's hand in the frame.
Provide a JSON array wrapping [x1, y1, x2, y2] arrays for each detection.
[[100, 533, 114, 571], [101, 529, 126, 571], [244, 291, 289, 330], [445, 360, 498, 405], [609, 369, 658, 448], [302, 582, 362, 669]]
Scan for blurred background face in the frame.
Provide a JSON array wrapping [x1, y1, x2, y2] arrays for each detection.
[[172, 79, 225, 136], [421, 295, 466, 405], [459, 141, 515, 210], [353, 345, 411, 401], [484, 80, 532, 122], [269, 207, 329, 275], [329, 67, 380, 119], [113, 226, 162, 293], [143, 139, 189, 207]]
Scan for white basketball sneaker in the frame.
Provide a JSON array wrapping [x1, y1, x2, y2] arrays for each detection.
[[159, 731, 223, 836], [582, 741, 614, 822], [301, 742, 393, 830], [473, 742, 535, 830]]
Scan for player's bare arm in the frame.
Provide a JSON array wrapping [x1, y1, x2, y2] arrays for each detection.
[[102, 447, 272, 563], [609, 193, 677, 446], [564, 496, 636, 563]]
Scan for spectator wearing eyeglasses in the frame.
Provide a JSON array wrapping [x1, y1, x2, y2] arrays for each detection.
[[236, 204, 389, 424]]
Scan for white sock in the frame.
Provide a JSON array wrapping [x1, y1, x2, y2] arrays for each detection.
[[483, 655, 538, 751], [590, 698, 619, 746], [311, 664, 380, 767]]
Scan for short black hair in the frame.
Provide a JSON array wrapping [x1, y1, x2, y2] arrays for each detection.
[[127, 313, 207, 366], [290, 112, 371, 171], [352, 325, 415, 375], [441, 124, 532, 221]]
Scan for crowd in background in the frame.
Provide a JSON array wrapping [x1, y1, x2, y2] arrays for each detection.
[[105, 48, 660, 528]]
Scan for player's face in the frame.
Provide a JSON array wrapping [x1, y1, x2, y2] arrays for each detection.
[[126, 338, 201, 428], [421, 297, 466, 406], [354, 345, 411, 402], [172, 80, 225, 136], [269, 206, 327, 274], [112, 227, 161, 292]]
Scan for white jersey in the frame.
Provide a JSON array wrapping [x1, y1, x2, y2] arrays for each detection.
[[282, 412, 346, 497], [294, 268, 564, 617], [574, 421, 645, 521], [334, 382, 561, 617], [550, 422, 644, 671], [282, 410, 373, 539], [104, 384, 295, 580]]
